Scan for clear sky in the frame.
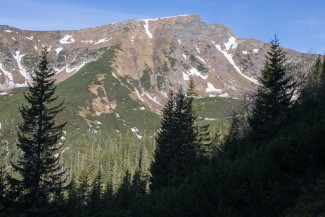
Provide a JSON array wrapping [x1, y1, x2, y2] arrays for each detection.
[[1, 0, 325, 54]]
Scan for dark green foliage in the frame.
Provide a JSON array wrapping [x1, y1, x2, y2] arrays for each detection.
[[66, 177, 80, 217], [150, 88, 197, 190], [167, 56, 177, 69], [157, 74, 165, 90], [302, 55, 325, 103], [189, 54, 208, 73], [187, 77, 215, 159], [115, 170, 132, 210], [131, 77, 325, 217], [77, 172, 90, 210], [88, 170, 103, 215], [195, 123, 216, 159], [10, 47, 67, 215], [140, 65, 152, 91], [0, 168, 7, 216], [162, 61, 169, 72], [150, 91, 175, 190], [186, 76, 198, 97], [249, 36, 295, 139]]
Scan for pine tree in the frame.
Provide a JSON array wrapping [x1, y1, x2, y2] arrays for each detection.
[[66, 176, 80, 217], [10, 47, 67, 214], [249, 36, 294, 138], [186, 76, 198, 97], [320, 55, 325, 82], [88, 170, 103, 215], [0, 167, 7, 216], [150, 88, 197, 190], [77, 171, 90, 211], [115, 170, 132, 210], [186, 78, 215, 159], [102, 178, 115, 212], [173, 88, 197, 171], [150, 91, 175, 190]]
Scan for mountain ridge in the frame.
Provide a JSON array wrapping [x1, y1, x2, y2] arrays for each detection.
[[0, 14, 316, 112]]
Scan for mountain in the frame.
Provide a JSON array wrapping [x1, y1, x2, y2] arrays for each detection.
[[0, 15, 316, 137]]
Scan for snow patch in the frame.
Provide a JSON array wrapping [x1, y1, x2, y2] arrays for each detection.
[[134, 88, 144, 102], [94, 38, 111, 44], [131, 127, 142, 139], [34, 46, 38, 51], [196, 55, 206, 64], [12, 37, 16, 41], [253, 49, 259, 53], [224, 36, 237, 51], [61, 147, 69, 154], [0, 63, 14, 87], [140, 15, 189, 22], [206, 82, 222, 93], [182, 54, 187, 60], [219, 93, 230, 98], [55, 47, 63, 55], [242, 51, 248, 55], [66, 61, 88, 74], [215, 43, 259, 85], [182, 72, 189, 81], [25, 36, 34, 40], [139, 107, 145, 110], [13, 51, 30, 82], [196, 45, 201, 53], [178, 39, 181, 44], [112, 72, 117, 78], [81, 40, 95, 44], [145, 93, 163, 106], [60, 35, 75, 44], [4, 30, 12, 33], [204, 117, 217, 121], [188, 68, 208, 80], [54, 61, 89, 74], [143, 19, 153, 39]]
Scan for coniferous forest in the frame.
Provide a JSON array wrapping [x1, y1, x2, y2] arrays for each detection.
[[0, 37, 325, 217]]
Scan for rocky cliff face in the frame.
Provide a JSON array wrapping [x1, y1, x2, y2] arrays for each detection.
[[0, 15, 314, 109]]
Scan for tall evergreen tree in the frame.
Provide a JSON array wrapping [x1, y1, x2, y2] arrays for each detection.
[[88, 170, 103, 215], [186, 78, 215, 159], [186, 76, 198, 97], [150, 91, 175, 190], [0, 167, 7, 216], [249, 36, 295, 138], [10, 47, 67, 214], [150, 88, 197, 190]]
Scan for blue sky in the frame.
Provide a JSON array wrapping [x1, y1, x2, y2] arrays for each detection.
[[1, 0, 325, 54]]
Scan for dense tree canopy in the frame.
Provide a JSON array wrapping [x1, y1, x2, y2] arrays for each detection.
[[10, 47, 67, 215], [249, 36, 295, 139]]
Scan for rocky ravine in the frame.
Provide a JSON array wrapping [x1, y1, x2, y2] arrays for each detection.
[[0, 14, 315, 109]]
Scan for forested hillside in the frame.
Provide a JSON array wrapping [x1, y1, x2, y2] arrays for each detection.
[[0, 37, 324, 217]]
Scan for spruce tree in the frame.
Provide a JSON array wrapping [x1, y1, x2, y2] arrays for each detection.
[[249, 36, 294, 138], [150, 88, 197, 190], [186, 76, 198, 97], [88, 170, 103, 215], [186, 78, 215, 159], [150, 91, 175, 190], [171, 87, 197, 174], [10, 47, 67, 214]]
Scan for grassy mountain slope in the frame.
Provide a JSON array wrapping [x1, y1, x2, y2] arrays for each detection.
[[0, 44, 242, 144]]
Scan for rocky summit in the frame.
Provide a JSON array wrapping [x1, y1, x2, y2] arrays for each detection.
[[0, 15, 314, 111]]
